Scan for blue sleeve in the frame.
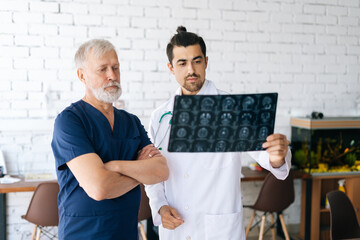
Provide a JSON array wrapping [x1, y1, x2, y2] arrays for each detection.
[[51, 111, 95, 171], [132, 114, 152, 151]]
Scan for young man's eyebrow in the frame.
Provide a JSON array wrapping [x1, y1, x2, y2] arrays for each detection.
[[176, 56, 203, 64], [192, 56, 203, 61], [176, 59, 187, 64]]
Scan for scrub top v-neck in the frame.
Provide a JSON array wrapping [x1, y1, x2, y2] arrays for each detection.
[[52, 100, 152, 240]]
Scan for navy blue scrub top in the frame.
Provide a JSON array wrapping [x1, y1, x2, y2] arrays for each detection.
[[51, 100, 152, 240]]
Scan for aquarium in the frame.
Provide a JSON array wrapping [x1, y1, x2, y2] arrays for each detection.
[[290, 117, 360, 173]]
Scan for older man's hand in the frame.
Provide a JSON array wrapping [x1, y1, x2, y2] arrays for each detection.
[[262, 133, 290, 168], [137, 144, 162, 160]]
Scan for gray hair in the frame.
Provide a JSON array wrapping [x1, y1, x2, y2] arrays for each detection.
[[74, 39, 117, 68]]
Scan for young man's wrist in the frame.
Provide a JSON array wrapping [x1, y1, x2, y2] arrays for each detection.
[[159, 205, 169, 215]]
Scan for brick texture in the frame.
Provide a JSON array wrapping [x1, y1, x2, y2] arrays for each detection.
[[0, 0, 359, 239]]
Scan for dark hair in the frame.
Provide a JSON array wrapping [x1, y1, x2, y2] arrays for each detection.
[[166, 26, 207, 64]]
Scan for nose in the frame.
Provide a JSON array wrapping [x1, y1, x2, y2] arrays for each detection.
[[187, 62, 195, 74], [107, 68, 117, 81]]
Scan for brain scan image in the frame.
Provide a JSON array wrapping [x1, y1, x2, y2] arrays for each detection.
[[217, 127, 230, 138], [258, 126, 269, 140], [193, 141, 209, 152], [240, 112, 254, 124], [197, 127, 209, 138], [234, 141, 248, 151], [199, 112, 212, 125], [222, 97, 235, 111], [242, 96, 255, 110], [176, 127, 188, 138], [238, 126, 251, 139], [260, 111, 271, 124], [201, 97, 215, 111], [168, 93, 277, 152], [261, 96, 273, 110], [214, 140, 227, 152], [253, 141, 264, 151], [172, 141, 188, 152], [179, 111, 191, 124], [180, 97, 192, 109], [220, 112, 233, 125]]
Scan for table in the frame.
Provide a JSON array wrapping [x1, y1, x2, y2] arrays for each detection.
[[299, 172, 360, 240], [0, 178, 53, 240], [241, 167, 306, 181]]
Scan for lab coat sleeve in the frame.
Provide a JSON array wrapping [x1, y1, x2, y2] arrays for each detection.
[[144, 112, 169, 226], [145, 182, 168, 226], [247, 147, 291, 180]]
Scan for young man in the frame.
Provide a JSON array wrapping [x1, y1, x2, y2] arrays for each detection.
[[145, 26, 291, 239], [51, 39, 168, 239]]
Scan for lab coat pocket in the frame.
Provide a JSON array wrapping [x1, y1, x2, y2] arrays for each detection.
[[204, 211, 243, 240]]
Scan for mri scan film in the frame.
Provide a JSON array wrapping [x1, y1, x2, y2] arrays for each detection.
[[168, 93, 278, 152]]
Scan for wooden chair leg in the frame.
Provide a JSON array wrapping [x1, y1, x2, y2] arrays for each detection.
[[270, 213, 276, 240], [279, 214, 290, 240], [35, 228, 42, 240], [31, 225, 37, 240], [245, 211, 256, 238], [258, 215, 266, 240], [139, 222, 147, 240]]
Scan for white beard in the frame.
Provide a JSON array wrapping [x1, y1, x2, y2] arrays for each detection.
[[89, 81, 122, 103]]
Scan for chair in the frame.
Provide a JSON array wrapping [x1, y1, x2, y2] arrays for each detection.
[[244, 171, 294, 240], [327, 190, 360, 240], [21, 182, 59, 240], [138, 184, 152, 240]]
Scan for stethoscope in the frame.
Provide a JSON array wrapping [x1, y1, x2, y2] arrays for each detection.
[[153, 111, 172, 150]]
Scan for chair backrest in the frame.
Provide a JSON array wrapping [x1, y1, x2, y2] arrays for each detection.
[[327, 190, 360, 240], [252, 171, 295, 213], [138, 184, 152, 222], [22, 181, 59, 227]]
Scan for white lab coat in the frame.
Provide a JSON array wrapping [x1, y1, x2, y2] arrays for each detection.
[[145, 80, 291, 240]]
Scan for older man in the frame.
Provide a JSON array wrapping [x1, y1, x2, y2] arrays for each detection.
[[51, 39, 168, 240]]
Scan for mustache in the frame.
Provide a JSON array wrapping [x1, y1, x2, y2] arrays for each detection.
[[102, 81, 121, 89], [185, 74, 200, 79]]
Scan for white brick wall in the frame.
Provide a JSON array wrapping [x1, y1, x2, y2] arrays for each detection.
[[0, 0, 359, 239]]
